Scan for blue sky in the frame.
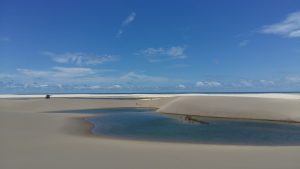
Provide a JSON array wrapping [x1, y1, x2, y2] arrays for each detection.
[[1, 0, 300, 93]]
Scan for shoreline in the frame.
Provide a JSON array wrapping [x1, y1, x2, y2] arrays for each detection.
[[61, 116, 96, 138], [163, 112, 300, 124]]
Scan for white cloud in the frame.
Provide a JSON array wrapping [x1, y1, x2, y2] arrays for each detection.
[[42, 52, 115, 65], [17, 69, 51, 78], [109, 84, 122, 89], [285, 76, 300, 84], [259, 80, 275, 86], [87, 85, 102, 89], [167, 46, 186, 59], [177, 84, 186, 89], [65, 84, 123, 90], [52, 67, 94, 77], [195, 81, 222, 87], [17, 67, 94, 78], [261, 11, 300, 38], [0, 73, 15, 79], [5, 67, 300, 91], [139, 46, 187, 62], [142, 48, 164, 55], [56, 84, 63, 88], [231, 80, 254, 87], [1, 82, 23, 89], [24, 83, 49, 88], [117, 12, 136, 37], [12, 67, 176, 88], [120, 72, 168, 82], [122, 12, 136, 26], [240, 80, 253, 87]]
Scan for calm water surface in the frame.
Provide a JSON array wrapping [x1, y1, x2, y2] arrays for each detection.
[[71, 108, 300, 145]]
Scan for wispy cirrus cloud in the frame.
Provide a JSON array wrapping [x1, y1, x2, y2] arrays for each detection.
[[231, 79, 277, 88], [195, 81, 222, 87], [261, 11, 300, 38], [51, 67, 95, 77], [13, 68, 173, 86], [231, 80, 254, 87], [120, 72, 168, 83], [259, 80, 275, 86], [139, 46, 187, 62], [17, 67, 94, 78], [177, 84, 186, 89], [42, 52, 116, 65], [116, 12, 136, 37], [17, 68, 51, 78], [285, 76, 300, 84], [108, 84, 122, 89], [122, 12, 136, 26]]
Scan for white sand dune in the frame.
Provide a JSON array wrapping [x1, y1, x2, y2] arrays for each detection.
[[159, 95, 300, 122], [1, 94, 300, 169]]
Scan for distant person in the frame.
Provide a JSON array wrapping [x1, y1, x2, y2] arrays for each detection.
[[45, 94, 51, 99]]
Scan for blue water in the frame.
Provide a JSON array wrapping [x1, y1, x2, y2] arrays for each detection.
[[72, 108, 300, 145]]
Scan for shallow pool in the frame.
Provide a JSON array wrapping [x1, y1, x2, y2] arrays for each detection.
[[72, 108, 300, 145]]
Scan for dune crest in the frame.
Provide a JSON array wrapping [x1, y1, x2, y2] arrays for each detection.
[[158, 96, 300, 122]]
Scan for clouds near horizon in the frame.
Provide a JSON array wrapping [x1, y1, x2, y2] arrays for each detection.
[[42, 52, 116, 65], [196, 81, 222, 88], [1, 1, 300, 93], [139, 46, 187, 62]]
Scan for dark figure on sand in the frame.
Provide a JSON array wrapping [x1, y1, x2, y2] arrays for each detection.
[[185, 115, 209, 125]]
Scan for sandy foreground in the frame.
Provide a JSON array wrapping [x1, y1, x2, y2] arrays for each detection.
[[1, 94, 300, 169]]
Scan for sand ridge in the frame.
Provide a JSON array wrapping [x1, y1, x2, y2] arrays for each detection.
[[158, 95, 300, 122]]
